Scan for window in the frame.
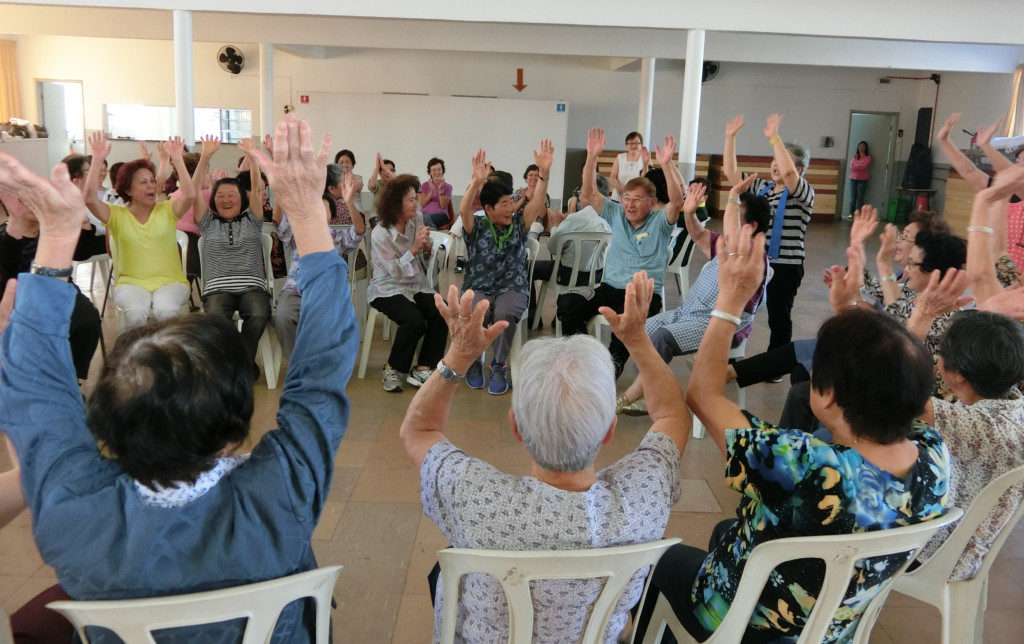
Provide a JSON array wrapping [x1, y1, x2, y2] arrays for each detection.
[[105, 104, 252, 142]]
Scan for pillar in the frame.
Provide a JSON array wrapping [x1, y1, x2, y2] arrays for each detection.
[[259, 43, 274, 140], [678, 29, 705, 181], [637, 57, 656, 144], [173, 10, 195, 145]]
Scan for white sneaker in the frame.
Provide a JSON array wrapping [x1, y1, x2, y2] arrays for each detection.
[[382, 366, 404, 392], [407, 368, 433, 388]]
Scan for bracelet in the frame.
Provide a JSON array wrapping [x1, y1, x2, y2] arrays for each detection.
[[769, 136, 782, 147], [710, 309, 742, 326], [539, 176, 550, 181], [728, 198, 742, 206], [967, 226, 994, 235], [880, 274, 897, 282]]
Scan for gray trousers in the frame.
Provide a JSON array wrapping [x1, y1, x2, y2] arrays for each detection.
[[472, 290, 529, 364], [273, 289, 302, 359]]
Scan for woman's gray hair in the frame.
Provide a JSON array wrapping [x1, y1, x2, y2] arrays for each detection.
[[510, 335, 617, 472], [784, 141, 810, 174], [595, 174, 612, 197], [326, 163, 344, 189]]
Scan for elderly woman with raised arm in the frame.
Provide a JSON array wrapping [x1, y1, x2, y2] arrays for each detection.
[[0, 115, 359, 641], [83, 132, 196, 327], [634, 224, 951, 643], [400, 271, 689, 643]]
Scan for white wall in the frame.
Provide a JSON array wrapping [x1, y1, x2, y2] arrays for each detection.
[[9, 34, 1015, 184]]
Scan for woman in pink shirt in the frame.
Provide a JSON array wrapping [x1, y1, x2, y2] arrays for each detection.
[[419, 157, 453, 229], [848, 140, 871, 215]]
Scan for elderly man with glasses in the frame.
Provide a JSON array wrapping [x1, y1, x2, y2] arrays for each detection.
[[557, 127, 684, 379]]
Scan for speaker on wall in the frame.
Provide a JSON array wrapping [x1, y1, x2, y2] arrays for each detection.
[[915, 108, 933, 147]]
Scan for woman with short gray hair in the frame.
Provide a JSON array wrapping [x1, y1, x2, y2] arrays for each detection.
[[400, 272, 690, 642]]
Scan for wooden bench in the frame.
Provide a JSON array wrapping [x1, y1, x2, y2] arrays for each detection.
[[707, 155, 840, 222], [594, 150, 712, 206]]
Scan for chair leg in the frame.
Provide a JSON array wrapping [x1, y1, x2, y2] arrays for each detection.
[[737, 385, 746, 410], [357, 309, 378, 379], [101, 265, 114, 317], [691, 411, 706, 439], [534, 284, 548, 329], [259, 330, 279, 390]]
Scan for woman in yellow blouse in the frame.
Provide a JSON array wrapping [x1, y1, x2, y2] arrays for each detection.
[[83, 133, 196, 327]]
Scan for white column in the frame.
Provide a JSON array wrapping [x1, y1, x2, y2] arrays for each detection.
[[173, 10, 195, 145], [259, 43, 274, 140], [637, 57, 656, 143], [678, 29, 705, 182]]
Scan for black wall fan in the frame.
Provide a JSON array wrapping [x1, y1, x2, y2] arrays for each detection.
[[218, 45, 245, 75]]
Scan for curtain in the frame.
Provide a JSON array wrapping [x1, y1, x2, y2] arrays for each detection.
[[0, 40, 22, 122], [1006, 64, 1024, 138]]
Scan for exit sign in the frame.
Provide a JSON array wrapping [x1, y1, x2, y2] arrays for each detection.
[[300, 95, 310, 104]]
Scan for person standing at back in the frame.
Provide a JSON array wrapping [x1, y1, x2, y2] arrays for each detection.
[[848, 140, 871, 216], [724, 113, 815, 351], [609, 131, 650, 201]]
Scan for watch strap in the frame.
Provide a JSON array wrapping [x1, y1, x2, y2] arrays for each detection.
[[30, 263, 73, 279], [436, 359, 464, 381]]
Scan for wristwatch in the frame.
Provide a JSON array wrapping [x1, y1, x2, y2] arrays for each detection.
[[30, 262, 73, 280], [436, 359, 465, 382]]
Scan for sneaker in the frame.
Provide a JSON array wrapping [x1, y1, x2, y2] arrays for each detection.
[[381, 365, 404, 392], [454, 258, 466, 273], [488, 361, 509, 395], [466, 360, 485, 389], [407, 368, 432, 388], [768, 375, 785, 383]]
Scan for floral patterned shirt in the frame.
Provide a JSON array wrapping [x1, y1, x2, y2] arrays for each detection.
[[919, 391, 1024, 580], [692, 416, 950, 643], [463, 211, 528, 296]]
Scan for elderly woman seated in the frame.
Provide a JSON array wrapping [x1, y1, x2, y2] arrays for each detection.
[[634, 224, 951, 642], [400, 273, 689, 642], [0, 116, 357, 641]]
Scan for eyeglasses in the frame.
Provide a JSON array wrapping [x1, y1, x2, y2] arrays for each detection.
[[626, 141, 641, 148], [906, 260, 923, 269], [621, 196, 650, 204]]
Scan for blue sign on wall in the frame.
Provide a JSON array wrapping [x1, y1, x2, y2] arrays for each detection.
[[556, 103, 566, 112]]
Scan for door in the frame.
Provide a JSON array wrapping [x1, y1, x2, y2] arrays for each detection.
[[36, 80, 84, 166], [844, 112, 898, 218]]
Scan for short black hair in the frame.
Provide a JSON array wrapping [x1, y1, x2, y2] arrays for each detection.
[[382, 159, 395, 171], [939, 310, 1024, 399], [810, 308, 933, 444], [87, 314, 254, 489], [60, 154, 90, 181], [334, 149, 355, 165], [235, 170, 267, 197], [643, 168, 669, 204], [689, 177, 710, 190], [523, 164, 539, 180], [209, 177, 250, 215], [739, 192, 771, 234], [488, 170, 514, 192], [480, 180, 513, 209], [915, 230, 966, 276], [427, 157, 445, 174]]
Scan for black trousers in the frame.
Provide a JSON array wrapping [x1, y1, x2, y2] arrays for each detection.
[[69, 291, 102, 380], [556, 283, 662, 375], [766, 263, 804, 351], [370, 292, 449, 373], [731, 342, 810, 388], [633, 519, 738, 643]]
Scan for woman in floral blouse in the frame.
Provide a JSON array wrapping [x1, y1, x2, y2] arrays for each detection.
[[635, 225, 951, 643]]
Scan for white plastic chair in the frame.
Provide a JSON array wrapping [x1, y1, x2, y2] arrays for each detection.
[[534, 230, 611, 333], [438, 539, 680, 644], [112, 230, 190, 331], [427, 230, 451, 292], [858, 464, 1024, 644], [71, 252, 111, 305], [664, 230, 697, 305], [47, 565, 342, 644], [197, 233, 282, 389], [636, 509, 964, 644], [691, 338, 748, 439]]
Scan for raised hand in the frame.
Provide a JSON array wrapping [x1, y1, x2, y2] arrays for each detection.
[[88, 132, 111, 161], [828, 246, 865, 313], [716, 223, 766, 311], [262, 134, 274, 156], [877, 223, 898, 265], [764, 113, 783, 140], [533, 138, 555, 177], [937, 112, 961, 142], [976, 116, 1005, 148], [434, 285, 508, 362], [640, 145, 651, 166], [913, 268, 973, 319], [979, 284, 1024, 320], [730, 173, 758, 196], [683, 182, 707, 215], [250, 114, 332, 223], [586, 127, 606, 157], [469, 148, 491, 185], [0, 155, 88, 238], [203, 134, 223, 156], [725, 114, 746, 138], [599, 271, 655, 346], [850, 205, 879, 248], [654, 134, 676, 168], [209, 168, 229, 183], [165, 136, 185, 159], [411, 223, 430, 256], [137, 141, 152, 161], [341, 172, 359, 202]]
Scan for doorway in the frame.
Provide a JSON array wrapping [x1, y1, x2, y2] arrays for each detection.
[[36, 80, 84, 167], [843, 111, 899, 219]]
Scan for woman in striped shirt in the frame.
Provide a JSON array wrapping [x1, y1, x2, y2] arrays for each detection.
[[191, 137, 270, 372]]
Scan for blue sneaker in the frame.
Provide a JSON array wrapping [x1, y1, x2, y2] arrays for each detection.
[[487, 361, 509, 395], [466, 360, 485, 389]]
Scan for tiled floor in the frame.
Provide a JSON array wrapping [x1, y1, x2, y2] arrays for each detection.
[[2, 219, 1024, 643]]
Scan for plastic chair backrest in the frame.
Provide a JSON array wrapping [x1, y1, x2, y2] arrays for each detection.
[[525, 237, 540, 285], [652, 509, 962, 643], [46, 566, 342, 644], [426, 230, 450, 291], [175, 229, 188, 271], [547, 230, 611, 290], [907, 463, 1024, 584], [667, 234, 696, 272], [437, 538, 680, 644]]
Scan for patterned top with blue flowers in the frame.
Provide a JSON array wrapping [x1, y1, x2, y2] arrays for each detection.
[[691, 416, 951, 643]]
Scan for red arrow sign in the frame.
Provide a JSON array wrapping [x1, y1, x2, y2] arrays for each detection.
[[513, 68, 527, 92]]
